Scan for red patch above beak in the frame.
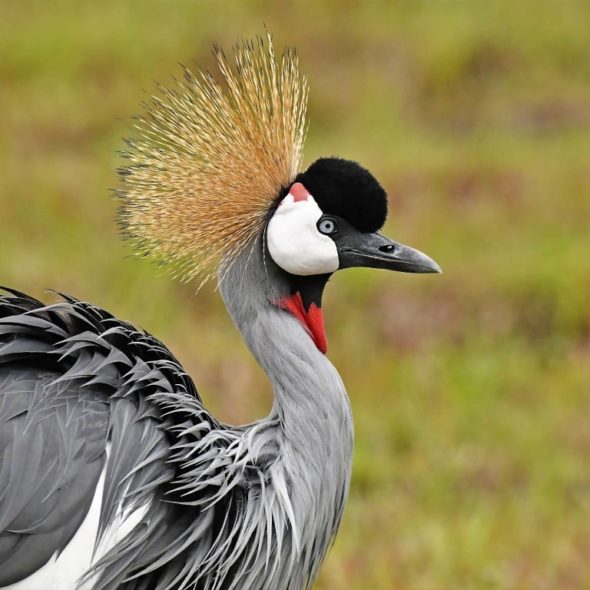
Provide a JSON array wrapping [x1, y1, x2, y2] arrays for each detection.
[[289, 182, 310, 202], [277, 292, 327, 354]]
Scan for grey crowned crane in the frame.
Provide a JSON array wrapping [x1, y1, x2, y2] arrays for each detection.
[[0, 36, 440, 590]]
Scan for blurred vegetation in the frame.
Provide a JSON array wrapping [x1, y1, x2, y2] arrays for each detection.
[[1, 2, 589, 589]]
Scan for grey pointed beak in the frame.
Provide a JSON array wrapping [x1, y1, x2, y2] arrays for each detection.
[[338, 231, 442, 274]]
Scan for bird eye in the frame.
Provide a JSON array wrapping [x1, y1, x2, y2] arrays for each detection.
[[317, 217, 336, 235]]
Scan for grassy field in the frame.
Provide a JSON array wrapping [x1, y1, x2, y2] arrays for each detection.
[[1, 2, 589, 589]]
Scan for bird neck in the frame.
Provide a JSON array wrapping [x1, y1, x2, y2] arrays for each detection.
[[220, 236, 351, 424], [219, 236, 353, 529]]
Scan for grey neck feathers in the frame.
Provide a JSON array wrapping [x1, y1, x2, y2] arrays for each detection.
[[219, 236, 354, 586]]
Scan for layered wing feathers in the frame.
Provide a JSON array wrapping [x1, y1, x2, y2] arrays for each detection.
[[0, 291, 210, 587]]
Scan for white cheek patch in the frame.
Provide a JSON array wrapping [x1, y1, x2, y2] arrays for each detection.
[[267, 183, 339, 276]]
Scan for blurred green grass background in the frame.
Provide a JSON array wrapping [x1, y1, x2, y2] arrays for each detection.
[[1, 2, 589, 589]]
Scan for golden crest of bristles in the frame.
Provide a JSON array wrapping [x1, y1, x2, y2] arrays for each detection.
[[117, 34, 308, 285]]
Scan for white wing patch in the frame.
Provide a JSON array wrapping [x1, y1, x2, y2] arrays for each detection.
[[2, 445, 150, 590], [267, 183, 339, 276]]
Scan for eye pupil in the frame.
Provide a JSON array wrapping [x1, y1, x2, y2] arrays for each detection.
[[318, 218, 336, 235]]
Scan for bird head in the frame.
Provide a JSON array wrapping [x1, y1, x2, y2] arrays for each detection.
[[267, 157, 440, 277], [118, 34, 440, 352]]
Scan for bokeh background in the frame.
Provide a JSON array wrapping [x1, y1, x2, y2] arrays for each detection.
[[1, 2, 589, 589]]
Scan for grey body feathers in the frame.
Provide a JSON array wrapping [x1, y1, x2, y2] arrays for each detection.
[[0, 238, 353, 589]]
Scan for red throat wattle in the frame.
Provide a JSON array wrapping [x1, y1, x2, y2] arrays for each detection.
[[277, 292, 327, 354]]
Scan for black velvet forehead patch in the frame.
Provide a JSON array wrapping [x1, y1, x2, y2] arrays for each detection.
[[295, 157, 388, 233]]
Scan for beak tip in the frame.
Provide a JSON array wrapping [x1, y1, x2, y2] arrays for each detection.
[[421, 255, 442, 274]]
